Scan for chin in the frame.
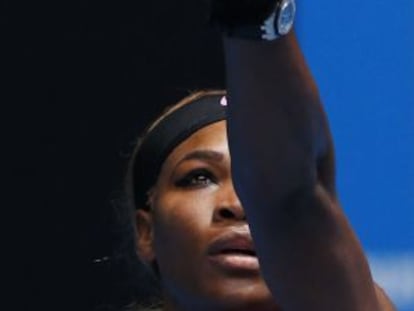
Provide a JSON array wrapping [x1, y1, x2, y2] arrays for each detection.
[[200, 278, 279, 311], [163, 276, 279, 311]]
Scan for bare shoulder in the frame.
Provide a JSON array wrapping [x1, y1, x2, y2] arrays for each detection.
[[375, 283, 396, 311]]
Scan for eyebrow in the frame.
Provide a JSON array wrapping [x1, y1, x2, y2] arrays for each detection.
[[176, 149, 225, 166]]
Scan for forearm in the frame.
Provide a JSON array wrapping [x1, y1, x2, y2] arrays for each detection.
[[224, 33, 323, 200], [223, 34, 383, 310]]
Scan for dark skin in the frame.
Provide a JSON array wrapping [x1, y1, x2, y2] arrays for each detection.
[[136, 21, 395, 311], [223, 32, 395, 310], [137, 121, 280, 311], [136, 116, 394, 311]]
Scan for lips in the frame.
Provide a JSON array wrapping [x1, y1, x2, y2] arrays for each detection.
[[208, 234, 256, 256], [207, 229, 259, 272]]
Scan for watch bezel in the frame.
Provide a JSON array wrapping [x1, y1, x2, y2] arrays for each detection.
[[276, 0, 296, 36]]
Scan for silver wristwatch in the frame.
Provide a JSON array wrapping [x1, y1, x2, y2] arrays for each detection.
[[261, 0, 296, 40], [226, 0, 296, 41]]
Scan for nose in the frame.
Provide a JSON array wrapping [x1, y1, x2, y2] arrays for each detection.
[[213, 181, 246, 223]]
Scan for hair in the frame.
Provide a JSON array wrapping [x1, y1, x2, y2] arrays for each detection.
[[121, 89, 226, 310]]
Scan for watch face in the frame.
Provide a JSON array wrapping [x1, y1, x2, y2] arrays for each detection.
[[277, 0, 296, 35]]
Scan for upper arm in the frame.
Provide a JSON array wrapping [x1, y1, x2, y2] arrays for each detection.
[[375, 283, 397, 311]]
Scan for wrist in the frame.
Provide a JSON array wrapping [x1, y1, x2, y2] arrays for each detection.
[[211, 0, 296, 41]]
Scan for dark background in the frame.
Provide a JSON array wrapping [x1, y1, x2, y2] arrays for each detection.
[[3, 1, 224, 310]]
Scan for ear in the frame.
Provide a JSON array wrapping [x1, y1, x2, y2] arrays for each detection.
[[135, 209, 155, 263]]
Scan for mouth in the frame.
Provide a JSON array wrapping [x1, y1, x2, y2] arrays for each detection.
[[218, 249, 257, 256], [207, 231, 260, 272]]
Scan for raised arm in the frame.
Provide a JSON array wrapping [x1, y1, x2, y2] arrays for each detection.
[[217, 2, 394, 311]]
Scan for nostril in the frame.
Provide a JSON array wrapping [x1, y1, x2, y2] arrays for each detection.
[[219, 208, 235, 219]]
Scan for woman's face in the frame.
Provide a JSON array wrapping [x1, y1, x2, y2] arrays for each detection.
[[137, 121, 278, 311]]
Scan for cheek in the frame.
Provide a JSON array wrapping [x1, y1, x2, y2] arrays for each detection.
[[153, 190, 214, 238], [151, 193, 213, 272], [150, 192, 223, 303]]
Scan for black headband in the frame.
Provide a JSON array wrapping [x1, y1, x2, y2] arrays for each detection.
[[133, 94, 227, 209]]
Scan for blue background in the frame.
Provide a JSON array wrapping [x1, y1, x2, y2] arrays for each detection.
[[297, 1, 414, 310]]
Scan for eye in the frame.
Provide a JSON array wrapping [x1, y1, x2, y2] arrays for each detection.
[[175, 168, 217, 188]]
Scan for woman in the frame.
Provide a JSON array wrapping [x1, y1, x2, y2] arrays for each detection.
[[125, 1, 395, 310]]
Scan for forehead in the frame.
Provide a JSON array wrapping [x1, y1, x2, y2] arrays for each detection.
[[163, 120, 229, 167]]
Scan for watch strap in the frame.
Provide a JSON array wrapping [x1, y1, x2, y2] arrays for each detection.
[[224, 10, 281, 41], [220, 0, 296, 41]]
